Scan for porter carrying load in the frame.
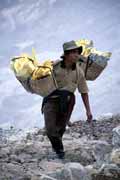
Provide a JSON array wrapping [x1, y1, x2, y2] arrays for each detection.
[[10, 39, 112, 97]]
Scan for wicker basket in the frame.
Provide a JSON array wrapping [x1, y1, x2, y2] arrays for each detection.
[[79, 53, 108, 80]]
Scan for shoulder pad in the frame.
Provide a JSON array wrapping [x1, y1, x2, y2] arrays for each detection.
[[53, 59, 61, 66]]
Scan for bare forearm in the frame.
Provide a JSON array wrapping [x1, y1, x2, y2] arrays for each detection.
[[81, 93, 91, 112], [81, 93, 93, 121]]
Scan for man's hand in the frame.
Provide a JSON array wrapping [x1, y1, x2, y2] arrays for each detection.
[[81, 93, 93, 123], [86, 111, 93, 123]]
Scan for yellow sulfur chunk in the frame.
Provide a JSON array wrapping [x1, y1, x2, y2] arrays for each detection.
[[32, 60, 53, 80]]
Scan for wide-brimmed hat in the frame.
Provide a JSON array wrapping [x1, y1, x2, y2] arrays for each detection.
[[61, 40, 83, 58]]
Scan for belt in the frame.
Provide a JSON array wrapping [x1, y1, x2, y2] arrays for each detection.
[[41, 89, 74, 114]]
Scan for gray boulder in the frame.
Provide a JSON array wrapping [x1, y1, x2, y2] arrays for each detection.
[[110, 148, 120, 165], [92, 163, 120, 180], [112, 126, 120, 148], [62, 163, 91, 180]]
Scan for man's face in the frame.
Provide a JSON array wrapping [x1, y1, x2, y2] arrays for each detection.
[[65, 49, 80, 64]]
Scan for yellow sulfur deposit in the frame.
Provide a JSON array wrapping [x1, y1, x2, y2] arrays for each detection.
[[75, 39, 93, 57], [75, 39, 112, 59], [10, 51, 53, 80], [90, 48, 112, 58], [32, 60, 53, 80], [10, 54, 36, 78]]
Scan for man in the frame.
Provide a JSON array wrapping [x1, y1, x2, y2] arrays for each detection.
[[42, 40, 93, 159]]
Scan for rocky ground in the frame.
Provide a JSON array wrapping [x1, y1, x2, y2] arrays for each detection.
[[0, 114, 120, 180]]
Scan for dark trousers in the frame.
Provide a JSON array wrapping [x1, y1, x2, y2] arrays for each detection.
[[43, 96, 75, 153]]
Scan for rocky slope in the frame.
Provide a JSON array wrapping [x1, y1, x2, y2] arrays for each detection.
[[0, 114, 120, 180]]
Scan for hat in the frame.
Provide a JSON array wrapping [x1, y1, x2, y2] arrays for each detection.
[[61, 40, 83, 58]]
